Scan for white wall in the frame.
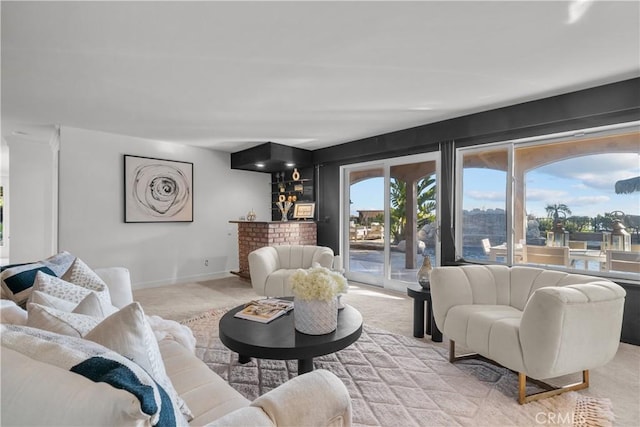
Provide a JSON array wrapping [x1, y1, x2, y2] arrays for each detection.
[[0, 140, 9, 260], [59, 127, 270, 288], [5, 138, 57, 263]]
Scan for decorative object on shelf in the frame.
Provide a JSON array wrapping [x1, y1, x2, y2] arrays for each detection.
[[246, 209, 257, 222], [124, 155, 193, 223], [277, 172, 285, 193], [276, 201, 293, 221], [417, 255, 432, 289], [290, 267, 348, 335], [269, 167, 314, 222], [293, 202, 315, 219]]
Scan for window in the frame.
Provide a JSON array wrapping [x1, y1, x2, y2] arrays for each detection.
[[457, 123, 640, 280], [458, 147, 509, 263]]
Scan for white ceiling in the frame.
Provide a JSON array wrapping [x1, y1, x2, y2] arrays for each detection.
[[2, 1, 639, 153]]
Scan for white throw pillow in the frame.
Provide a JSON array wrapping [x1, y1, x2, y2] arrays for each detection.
[[85, 302, 193, 422], [73, 292, 118, 318], [1, 324, 168, 426], [32, 271, 112, 307], [62, 257, 106, 291], [32, 272, 93, 304], [61, 258, 112, 307], [42, 251, 77, 276], [30, 289, 117, 319], [26, 303, 101, 337], [0, 252, 102, 305], [0, 299, 28, 325], [29, 290, 77, 312]]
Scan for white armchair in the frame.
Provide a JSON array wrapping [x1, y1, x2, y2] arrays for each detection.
[[430, 265, 626, 404], [248, 245, 335, 296]]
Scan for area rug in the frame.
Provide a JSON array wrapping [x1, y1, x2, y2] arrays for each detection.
[[181, 309, 614, 427]]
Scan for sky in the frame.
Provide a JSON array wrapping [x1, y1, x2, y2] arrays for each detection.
[[350, 153, 640, 219]]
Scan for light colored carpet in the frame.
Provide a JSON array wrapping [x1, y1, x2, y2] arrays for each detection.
[[181, 308, 614, 427], [134, 276, 640, 426]]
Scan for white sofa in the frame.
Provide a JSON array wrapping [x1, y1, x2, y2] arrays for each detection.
[[248, 245, 335, 296], [430, 265, 626, 404], [1, 266, 353, 426]]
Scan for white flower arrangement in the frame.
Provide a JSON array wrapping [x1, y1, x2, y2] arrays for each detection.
[[289, 266, 348, 302]]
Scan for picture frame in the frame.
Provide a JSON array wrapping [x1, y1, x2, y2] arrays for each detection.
[[124, 155, 193, 223], [293, 202, 315, 219]]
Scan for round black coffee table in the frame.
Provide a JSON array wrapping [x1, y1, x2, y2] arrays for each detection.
[[219, 300, 363, 375]]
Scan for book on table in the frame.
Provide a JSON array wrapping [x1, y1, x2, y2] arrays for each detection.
[[234, 298, 294, 323]]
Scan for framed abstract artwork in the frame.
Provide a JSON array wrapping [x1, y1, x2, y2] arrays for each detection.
[[124, 155, 193, 223]]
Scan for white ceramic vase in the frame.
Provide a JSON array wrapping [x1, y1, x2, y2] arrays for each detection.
[[294, 297, 338, 335]]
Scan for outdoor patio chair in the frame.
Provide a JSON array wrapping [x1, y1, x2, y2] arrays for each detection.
[[522, 245, 570, 267], [606, 250, 640, 273], [568, 241, 587, 249]]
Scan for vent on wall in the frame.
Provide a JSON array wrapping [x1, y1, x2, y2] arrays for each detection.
[[230, 142, 313, 173]]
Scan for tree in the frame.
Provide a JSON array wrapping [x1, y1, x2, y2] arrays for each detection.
[[545, 204, 572, 224], [537, 217, 553, 233], [371, 213, 385, 224], [566, 216, 591, 232], [389, 180, 407, 243], [592, 213, 615, 232], [417, 178, 436, 229], [389, 176, 436, 243]]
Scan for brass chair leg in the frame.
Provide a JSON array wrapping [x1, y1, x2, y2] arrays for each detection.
[[448, 340, 479, 362], [448, 340, 590, 404], [518, 370, 590, 405]]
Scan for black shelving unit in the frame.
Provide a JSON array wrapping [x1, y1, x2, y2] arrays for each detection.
[[271, 168, 314, 221]]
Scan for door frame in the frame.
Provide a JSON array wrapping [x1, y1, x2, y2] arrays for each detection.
[[340, 152, 441, 292]]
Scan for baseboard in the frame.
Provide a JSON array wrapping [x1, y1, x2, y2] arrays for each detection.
[[131, 271, 235, 290]]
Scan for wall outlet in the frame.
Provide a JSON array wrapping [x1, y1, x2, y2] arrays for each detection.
[[204, 259, 209, 267]]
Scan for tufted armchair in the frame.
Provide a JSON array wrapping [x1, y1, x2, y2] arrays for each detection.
[[248, 245, 335, 297], [430, 265, 626, 404]]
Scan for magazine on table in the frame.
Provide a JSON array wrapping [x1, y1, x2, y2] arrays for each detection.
[[234, 298, 294, 323]]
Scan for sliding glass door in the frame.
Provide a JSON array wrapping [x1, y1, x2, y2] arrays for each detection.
[[342, 153, 440, 291], [344, 165, 385, 284]]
